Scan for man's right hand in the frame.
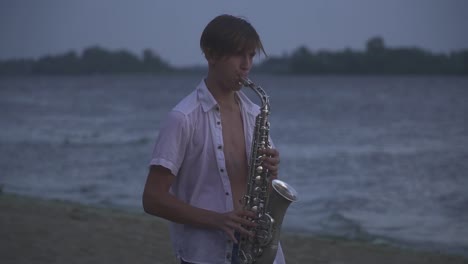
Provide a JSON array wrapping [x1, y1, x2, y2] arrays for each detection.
[[215, 209, 257, 243]]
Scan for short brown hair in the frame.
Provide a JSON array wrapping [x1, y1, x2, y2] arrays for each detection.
[[200, 14, 266, 59]]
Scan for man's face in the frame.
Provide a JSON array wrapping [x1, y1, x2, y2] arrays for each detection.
[[211, 49, 256, 92]]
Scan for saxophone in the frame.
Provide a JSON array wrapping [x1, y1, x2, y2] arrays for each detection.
[[238, 77, 298, 264]]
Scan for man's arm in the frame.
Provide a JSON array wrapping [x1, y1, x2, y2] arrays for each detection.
[[142, 165, 256, 243]]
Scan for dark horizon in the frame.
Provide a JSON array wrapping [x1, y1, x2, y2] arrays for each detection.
[[1, 36, 467, 76]]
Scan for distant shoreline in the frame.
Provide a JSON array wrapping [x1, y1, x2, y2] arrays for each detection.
[[1, 37, 467, 76], [1, 192, 467, 264]]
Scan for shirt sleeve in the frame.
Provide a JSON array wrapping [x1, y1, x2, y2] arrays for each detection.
[[149, 110, 190, 176]]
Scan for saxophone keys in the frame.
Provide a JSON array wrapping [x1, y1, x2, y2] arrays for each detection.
[[256, 166, 263, 173], [254, 247, 263, 256], [255, 176, 262, 184], [251, 205, 258, 213], [253, 197, 260, 205]]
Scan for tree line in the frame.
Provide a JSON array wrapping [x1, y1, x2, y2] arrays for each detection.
[[1, 37, 467, 75], [258, 37, 468, 75], [0, 46, 173, 75]]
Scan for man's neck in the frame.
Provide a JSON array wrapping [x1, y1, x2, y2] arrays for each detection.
[[204, 76, 238, 109]]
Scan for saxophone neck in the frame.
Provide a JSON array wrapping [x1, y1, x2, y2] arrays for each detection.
[[240, 77, 270, 110]]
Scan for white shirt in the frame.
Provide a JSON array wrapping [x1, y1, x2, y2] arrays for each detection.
[[150, 79, 285, 264]]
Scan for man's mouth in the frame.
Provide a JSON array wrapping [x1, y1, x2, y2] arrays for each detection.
[[237, 74, 248, 86]]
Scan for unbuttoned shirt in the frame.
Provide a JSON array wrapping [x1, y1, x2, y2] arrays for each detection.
[[149, 79, 286, 264]]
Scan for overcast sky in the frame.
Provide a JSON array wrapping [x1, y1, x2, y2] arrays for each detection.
[[1, 0, 467, 66]]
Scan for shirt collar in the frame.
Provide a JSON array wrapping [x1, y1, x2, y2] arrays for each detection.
[[197, 78, 259, 114], [197, 79, 217, 112]]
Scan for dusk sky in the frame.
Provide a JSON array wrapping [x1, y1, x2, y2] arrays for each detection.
[[1, 0, 467, 66]]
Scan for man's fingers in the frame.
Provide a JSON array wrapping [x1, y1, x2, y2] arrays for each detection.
[[262, 162, 279, 178], [262, 155, 280, 165], [263, 162, 278, 171], [237, 209, 257, 219], [229, 223, 255, 238], [231, 212, 257, 227], [237, 226, 255, 237], [225, 221, 255, 239], [223, 227, 238, 243], [221, 210, 260, 242], [239, 217, 257, 227], [260, 148, 279, 158]]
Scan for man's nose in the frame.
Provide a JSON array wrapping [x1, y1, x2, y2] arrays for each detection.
[[240, 55, 252, 70]]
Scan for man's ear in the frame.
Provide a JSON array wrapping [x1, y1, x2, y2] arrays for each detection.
[[204, 49, 218, 66]]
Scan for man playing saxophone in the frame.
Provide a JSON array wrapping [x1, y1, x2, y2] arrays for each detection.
[[142, 14, 286, 264]]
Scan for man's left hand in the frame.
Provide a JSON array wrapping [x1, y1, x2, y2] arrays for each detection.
[[260, 148, 280, 179]]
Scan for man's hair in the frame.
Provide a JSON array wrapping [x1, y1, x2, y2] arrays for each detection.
[[200, 14, 266, 59]]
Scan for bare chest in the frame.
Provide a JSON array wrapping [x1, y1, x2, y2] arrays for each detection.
[[220, 107, 248, 209]]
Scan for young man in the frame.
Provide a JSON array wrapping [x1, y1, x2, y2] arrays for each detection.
[[142, 14, 285, 264]]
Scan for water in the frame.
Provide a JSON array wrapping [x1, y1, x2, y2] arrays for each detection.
[[1, 74, 467, 257]]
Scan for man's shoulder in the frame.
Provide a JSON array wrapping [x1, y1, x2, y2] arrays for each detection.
[[172, 88, 200, 116]]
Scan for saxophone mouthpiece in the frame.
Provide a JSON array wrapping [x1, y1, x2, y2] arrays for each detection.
[[239, 77, 253, 87]]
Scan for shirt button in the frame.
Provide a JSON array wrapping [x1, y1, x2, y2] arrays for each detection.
[[225, 192, 229, 196], [218, 145, 222, 150], [226, 253, 231, 260], [220, 168, 224, 173], [216, 106, 220, 111], [217, 121, 221, 125]]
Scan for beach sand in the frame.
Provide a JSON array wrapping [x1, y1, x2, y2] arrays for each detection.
[[1, 193, 466, 264]]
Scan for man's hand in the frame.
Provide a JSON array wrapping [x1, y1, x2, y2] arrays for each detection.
[[215, 209, 257, 243], [260, 148, 280, 179]]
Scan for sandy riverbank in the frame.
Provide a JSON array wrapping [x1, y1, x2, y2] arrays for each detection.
[[1, 193, 466, 264]]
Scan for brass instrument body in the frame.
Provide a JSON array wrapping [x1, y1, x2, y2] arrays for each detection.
[[238, 77, 298, 264]]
